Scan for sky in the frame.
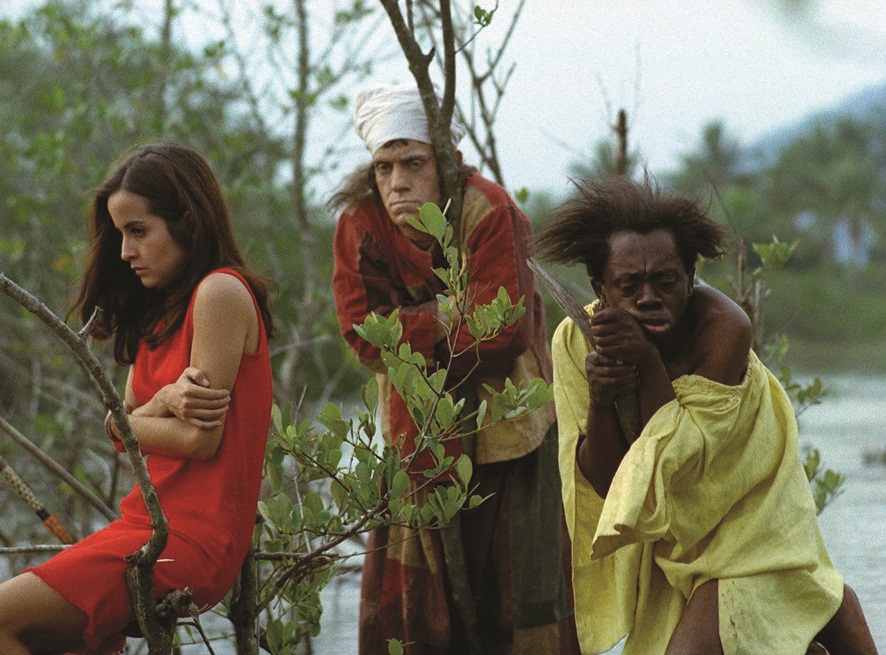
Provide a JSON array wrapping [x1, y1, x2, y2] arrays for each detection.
[[481, 0, 886, 195], [5, 0, 886, 198], [312, 0, 886, 197]]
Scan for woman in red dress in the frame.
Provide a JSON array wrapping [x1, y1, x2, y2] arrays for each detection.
[[0, 142, 274, 654]]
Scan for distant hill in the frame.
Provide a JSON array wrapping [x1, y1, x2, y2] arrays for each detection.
[[741, 80, 886, 172]]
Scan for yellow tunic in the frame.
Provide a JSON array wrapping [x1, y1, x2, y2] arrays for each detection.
[[552, 310, 843, 655]]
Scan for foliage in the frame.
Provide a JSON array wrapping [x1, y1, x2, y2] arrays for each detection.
[[2, 195, 552, 652], [726, 234, 844, 514], [755, 263, 886, 348], [802, 446, 846, 515], [2, 0, 884, 650], [668, 120, 744, 194], [0, 0, 383, 426], [862, 448, 886, 468], [0, 0, 543, 651], [252, 202, 552, 651], [0, 0, 379, 554], [193, 0, 386, 402], [762, 118, 886, 267]]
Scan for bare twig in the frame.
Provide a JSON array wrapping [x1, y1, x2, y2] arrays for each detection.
[[77, 306, 103, 339], [179, 613, 217, 655], [613, 109, 628, 177], [707, 182, 767, 353], [0, 414, 118, 522], [0, 272, 173, 653], [416, 0, 525, 187], [0, 544, 67, 555], [0, 455, 76, 544]]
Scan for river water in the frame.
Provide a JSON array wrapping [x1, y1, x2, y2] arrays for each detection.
[[802, 374, 886, 648], [310, 374, 886, 653]]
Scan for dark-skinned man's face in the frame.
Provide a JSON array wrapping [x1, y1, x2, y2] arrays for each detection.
[[592, 229, 694, 351]]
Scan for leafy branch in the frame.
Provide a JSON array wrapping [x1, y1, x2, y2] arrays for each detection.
[[250, 200, 552, 652], [725, 238, 841, 513]]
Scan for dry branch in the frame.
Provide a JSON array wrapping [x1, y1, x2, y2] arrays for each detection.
[[379, 0, 465, 247], [0, 272, 176, 654], [0, 414, 118, 522], [0, 454, 76, 544], [416, 0, 526, 187]]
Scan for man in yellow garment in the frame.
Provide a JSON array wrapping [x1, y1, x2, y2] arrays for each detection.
[[536, 176, 878, 654]]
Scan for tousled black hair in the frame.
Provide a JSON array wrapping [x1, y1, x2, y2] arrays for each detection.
[[535, 176, 728, 281]]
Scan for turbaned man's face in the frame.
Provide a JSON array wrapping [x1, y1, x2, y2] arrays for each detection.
[[372, 139, 441, 248]]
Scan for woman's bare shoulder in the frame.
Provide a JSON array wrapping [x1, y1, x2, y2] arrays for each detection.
[[194, 271, 253, 309]]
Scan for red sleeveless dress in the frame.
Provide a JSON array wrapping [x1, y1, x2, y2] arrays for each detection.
[[28, 268, 272, 654]]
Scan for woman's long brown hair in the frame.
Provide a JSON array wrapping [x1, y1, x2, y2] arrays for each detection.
[[72, 142, 274, 364]]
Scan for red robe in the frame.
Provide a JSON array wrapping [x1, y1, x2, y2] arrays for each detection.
[[332, 174, 577, 654]]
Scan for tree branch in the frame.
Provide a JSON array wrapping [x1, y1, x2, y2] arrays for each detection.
[[378, 0, 464, 247], [0, 414, 118, 523], [416, 0, 524, 188], [229, 547, 259, 655], [0, 272, 174, 654]]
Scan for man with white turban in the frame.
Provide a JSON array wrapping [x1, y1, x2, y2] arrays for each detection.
[[329, 82, 580, 654]]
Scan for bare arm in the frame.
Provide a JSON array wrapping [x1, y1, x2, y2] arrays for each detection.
[[578, 350, 636, 497], [591, 307, 676, 425], [127, 366, 230, 428], [110, 272, 258, 459], [577, 306, 676, 496]]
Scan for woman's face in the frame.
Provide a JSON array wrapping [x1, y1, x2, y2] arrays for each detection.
[[107, 189, 187, 289]]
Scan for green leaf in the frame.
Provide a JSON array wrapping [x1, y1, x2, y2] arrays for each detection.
[[419, 201, 447, 241], [265, 444, 285, 490], [271, 403, 284, 434], [330, 479, 350, 511], [455, 455, 473, 487], [390, 469, 410, 497], [475, 399, 488, 430], [803, 447, 821, 481], [473, 5, 496, 27], [752, 236, 798, 268], [465, 314, 483, 339], [303, 491, 325, 516], [258, 495, 297, 532], [362, 377, 379, 412], [427, 369, 447, 394]]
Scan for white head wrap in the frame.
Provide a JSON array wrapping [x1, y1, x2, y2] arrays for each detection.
[[353, 82, 466, 154]]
